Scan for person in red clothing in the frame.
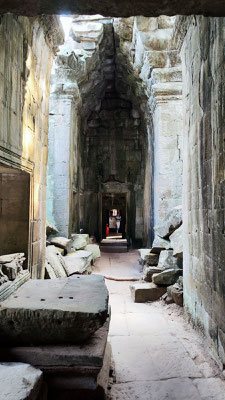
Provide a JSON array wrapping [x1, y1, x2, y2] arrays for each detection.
[[106, 224, 109, 236]]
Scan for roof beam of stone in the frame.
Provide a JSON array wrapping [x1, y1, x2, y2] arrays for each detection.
[[0, 1, 225, 17]]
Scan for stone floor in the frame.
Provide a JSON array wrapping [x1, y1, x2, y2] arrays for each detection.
[[94, 251, 225, 400]]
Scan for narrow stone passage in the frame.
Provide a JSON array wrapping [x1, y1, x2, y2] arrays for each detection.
[[94, 252, 225, 400]]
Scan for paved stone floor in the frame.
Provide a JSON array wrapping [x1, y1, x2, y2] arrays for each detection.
[[94, 251, 225, 400]]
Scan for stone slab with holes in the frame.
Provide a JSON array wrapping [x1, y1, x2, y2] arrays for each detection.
[[0, 275, 109, 345]]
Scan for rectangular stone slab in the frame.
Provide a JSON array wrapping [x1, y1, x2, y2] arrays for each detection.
[[130, 282, 166, 303], [0, 275, 109, 345], [0, 321, 109, 369]]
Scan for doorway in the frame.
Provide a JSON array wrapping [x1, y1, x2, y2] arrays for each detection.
[[0, 164, 30, 267], [102, 193, 126, 239]]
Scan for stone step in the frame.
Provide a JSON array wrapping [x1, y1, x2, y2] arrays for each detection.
[[130, 282, 166, 303], [100, 241, 127, 247], [100, 245, 128, 253]]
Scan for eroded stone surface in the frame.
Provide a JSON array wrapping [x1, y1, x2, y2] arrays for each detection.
[[154, 206, 182, 239], [0, 362, 44, 400], [170, 224, 183, 258], [150, 235, 171, 254], [45, 245, 67, 279], [158, 249, 183, 269], [130, 282, 166, 303], [0, 275, 109, 345], [152, 268, 182, 286], [50, 237, 73, 254], [143, 266, 165, 282]]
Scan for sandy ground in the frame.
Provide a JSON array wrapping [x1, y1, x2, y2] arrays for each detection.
[[94, 250, 225, 400]]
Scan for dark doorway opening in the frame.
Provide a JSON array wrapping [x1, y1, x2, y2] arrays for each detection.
[[0, 164, 30, 267], [102, 193, 126, 239]]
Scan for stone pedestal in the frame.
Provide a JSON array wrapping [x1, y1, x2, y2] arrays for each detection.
[[0, 321, 111, 400]]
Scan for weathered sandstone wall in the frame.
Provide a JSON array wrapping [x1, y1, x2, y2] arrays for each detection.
[[177, 16, 225, 366], [0, 14, 63, 278]]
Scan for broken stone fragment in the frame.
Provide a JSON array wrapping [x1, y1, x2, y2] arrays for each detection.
[[84, 244, 101, 260], [138, 249, 151, 265], [169, 224, 183, 258], [150, 235, 171, 254], [63, 254, 91, 276], [71, 233, 89, 250], [144, 252, 159, 266], [0, 253, 25, 281], [46, 220, 58, 237], [50, 237, 73, 254], [152, 269, 182, 286], [154, 205, 182, 239], [158, 250, 183, 269], [143, 266, 165, 282], [162, 292, 174, 304], [167, 278, 183, 306], [0, 275, 109, 345], [45, 245, 67, 279], [0, 362, 45, 400], [130, 282, 167, 303]]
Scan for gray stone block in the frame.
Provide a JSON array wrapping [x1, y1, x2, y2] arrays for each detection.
[[152, 269, 182, 286], [154, 205, 182, 239], [158, 250, 183, 269], [130, 282, 166, 303], [0, 275, 109, 345], [143, 266, 165, 282]]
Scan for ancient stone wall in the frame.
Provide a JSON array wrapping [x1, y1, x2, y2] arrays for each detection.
[[0, 14, 63, 278], [177, 16, 225, 366], [48, 15, 183, 245], [114, 16, 183, 229]]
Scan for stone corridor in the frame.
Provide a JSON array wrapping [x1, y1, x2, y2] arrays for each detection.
[[0, 7, 224, 400], [94, 252, 225, 400]]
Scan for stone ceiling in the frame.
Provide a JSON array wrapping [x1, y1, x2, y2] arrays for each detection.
[[0, 0, 224, 17]]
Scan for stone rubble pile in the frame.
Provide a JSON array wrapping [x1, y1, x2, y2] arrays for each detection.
[[45, 229, 101, 279], [131, 205, 183, 305], [0, 254, 30, 302]]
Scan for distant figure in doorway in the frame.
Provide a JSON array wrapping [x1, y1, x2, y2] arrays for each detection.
[[116, 213, 121, 233], [106, 224, 109, 236]]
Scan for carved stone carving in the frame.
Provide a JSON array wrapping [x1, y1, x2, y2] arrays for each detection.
[[0, 253, 25, 283]]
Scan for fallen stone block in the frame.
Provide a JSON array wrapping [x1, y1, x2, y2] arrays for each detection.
[[143, 266, 165, 282], [144, 252, 159, 266], [168, 280, 183, 306], [84, 244, 101, 260], [150, 235, 171, 254], [138, 249, 151, 265], [46, 220, 58, 237], [67, 249, 93, 264], [169, 224, 183, 258], [154, 205, 182, 239], [158, 250, 183, 269], [64, 255, 91, 276], [0, 275, 109, 345], [0, 362, 46, 400], [50, 237, 73, 254], [130, 282, 167, 303], [152, 269, 182, 286], [45, 245, 67, 279], [71, 233, 89, 250], [162, 292, 174, 304]]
